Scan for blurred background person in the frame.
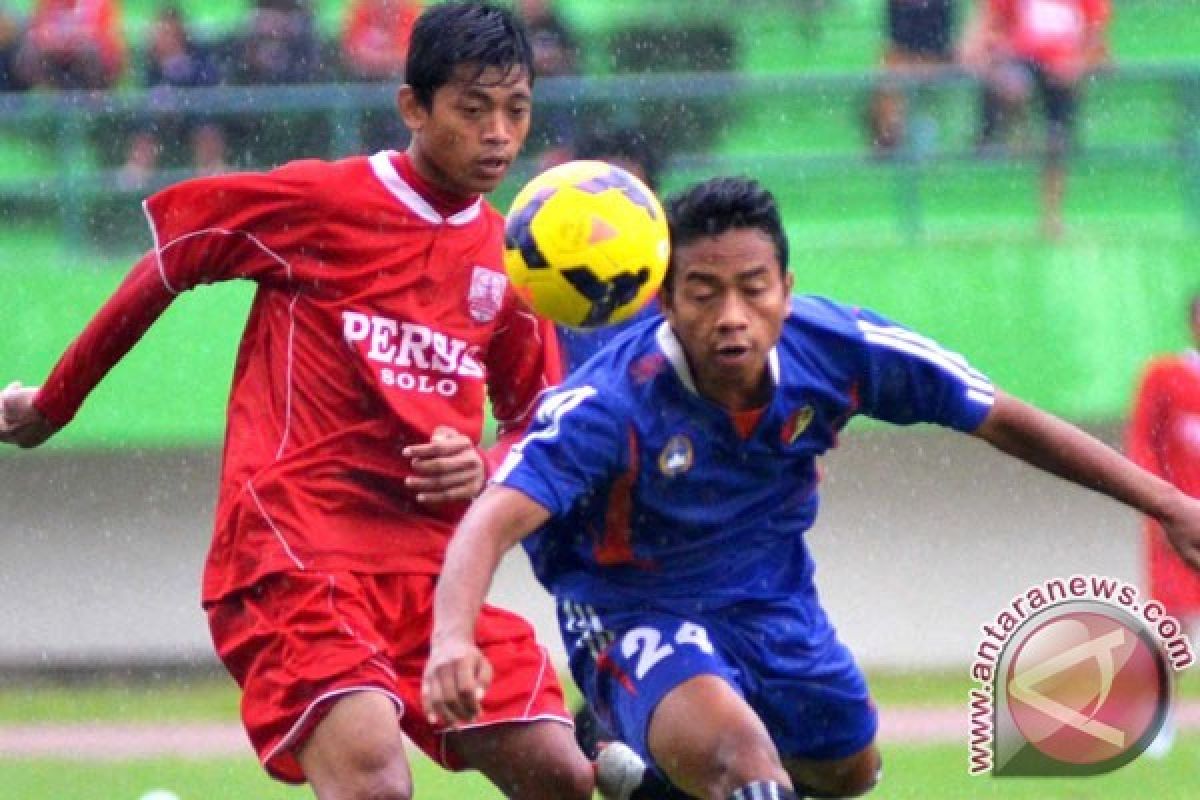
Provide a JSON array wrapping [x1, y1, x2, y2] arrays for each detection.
[[865, 0, 958, 158], [517, 0, 579, 164], [1126, 292, 1200, 757], [14, 0, 124, 90], [1127, 294, 1200, 630], [119, 5, 225, 188], [960, 0, 1110, 238], [0, 4, 27, 91], [341, 0, 421, 82], [228, 0, 319, 86], [340, 0, 422, 153]]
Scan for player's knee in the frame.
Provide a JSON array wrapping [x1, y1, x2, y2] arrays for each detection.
[[306, 735, 412, 800], [794, 748, 881, 798], [712, 727, 789, 793]]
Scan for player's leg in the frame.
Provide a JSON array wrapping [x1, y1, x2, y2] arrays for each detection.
[[448, 720, 594, 800], [206, 571, 414, 798], [1036, 68, 1077, 239], [647, 673, 792, 798], [404, 601, 593, 799], [297, 692, 412, 800], [781, 743, 881, 798]]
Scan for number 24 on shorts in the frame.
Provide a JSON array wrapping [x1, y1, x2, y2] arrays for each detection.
[[621, 622, 714, 680]]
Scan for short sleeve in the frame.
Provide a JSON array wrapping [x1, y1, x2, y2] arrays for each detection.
[[493, 383, 627, 517], [142, 163, 321, 293], [853, 308, 995, 432]]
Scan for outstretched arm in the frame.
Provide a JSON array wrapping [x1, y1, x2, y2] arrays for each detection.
[[423, 485, 552, 726], [974, 390, 1200, 569], [0, 253, 176, 448]]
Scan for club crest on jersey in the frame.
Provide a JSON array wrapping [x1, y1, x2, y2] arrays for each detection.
[[781, 406, 815, 445], [467, 266, 507, 323], [658, 434, 694, 477]]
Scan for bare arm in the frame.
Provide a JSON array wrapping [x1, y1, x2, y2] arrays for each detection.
[[422, 485, 552, 726], [974, 390, 1200, 568]]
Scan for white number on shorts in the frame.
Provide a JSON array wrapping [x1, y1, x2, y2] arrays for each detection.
[[674, 622, 715, 654], [620, 622, 715, 680]]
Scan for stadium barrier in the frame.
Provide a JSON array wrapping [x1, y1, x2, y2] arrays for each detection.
[[0, 63, 1198, 247]]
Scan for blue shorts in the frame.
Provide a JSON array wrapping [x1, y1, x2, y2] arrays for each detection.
[[559, 597, 878, 770]]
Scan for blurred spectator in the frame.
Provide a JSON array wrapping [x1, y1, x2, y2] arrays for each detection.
[[865, 0, 958, 158], [119, 6, 225, 189], [229, 0, 320, 86], [1126, 292, 1200, 757], [0, 5, 27, 91], [14, 0, 124, 90], [960, 0, 1110, 238], [516, 0, 579, 161], [340, 0, 422, 153], [1127, 294, 1200, 627], [341, 0, 421, 82]]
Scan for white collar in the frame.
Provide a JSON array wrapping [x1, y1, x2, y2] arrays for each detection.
[[654, 320, 780, 396], [368, 151, 482, 226]]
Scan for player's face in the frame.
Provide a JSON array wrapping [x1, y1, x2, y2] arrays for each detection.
[[661, 228, 793, 411], [400, 64, 532, 196]]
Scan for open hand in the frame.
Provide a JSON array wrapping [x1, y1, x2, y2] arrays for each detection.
[[403, 426, 485, 505]]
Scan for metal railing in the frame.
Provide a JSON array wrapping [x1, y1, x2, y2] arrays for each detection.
[[1, 64, 1198, 246]]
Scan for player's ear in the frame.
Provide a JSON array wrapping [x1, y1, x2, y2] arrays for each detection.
[[783, 271, 794, 295], [397, 85, 426, 133]]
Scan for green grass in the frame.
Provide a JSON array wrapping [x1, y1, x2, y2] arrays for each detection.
[[1, 730, 1198, 799], [3, 670, 1199, 798]]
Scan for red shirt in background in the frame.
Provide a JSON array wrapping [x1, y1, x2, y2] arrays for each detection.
[[36, 151, 561, 604], [1127, 352, 1200, 615], [988, 0, 1109, 76], [342, 0, 422, 81], [28, 0, 125, 85]]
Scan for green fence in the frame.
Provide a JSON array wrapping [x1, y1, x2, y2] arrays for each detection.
[[3, 64, 1200, 251], [2, 65, 1200, 449]]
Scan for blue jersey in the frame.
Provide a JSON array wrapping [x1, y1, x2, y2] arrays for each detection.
[[497, 295, 994, 622], [556, 300, 661, 374]]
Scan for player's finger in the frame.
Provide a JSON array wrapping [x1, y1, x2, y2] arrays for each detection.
[[403, 438, 473, 461], [407, 466, 478, 491], [455, 658, 483, 720], [428, 665, 467, 726]]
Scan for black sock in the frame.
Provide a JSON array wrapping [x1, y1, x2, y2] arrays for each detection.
[[728, 781, 800, 800]]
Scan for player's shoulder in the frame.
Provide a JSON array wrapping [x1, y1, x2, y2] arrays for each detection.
[[783, 294, 873, 341], [562, 317, 664, 406]]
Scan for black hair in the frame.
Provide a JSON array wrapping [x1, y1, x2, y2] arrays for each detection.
[[406, 2, 535, 109], [663, 177, 789, 291], [574, 127, 661, 190]]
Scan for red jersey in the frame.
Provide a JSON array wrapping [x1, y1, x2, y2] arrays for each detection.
[[988, 0, 1109, 73], [1127, 352, 1200, 614], [36, 153, 561, 603]]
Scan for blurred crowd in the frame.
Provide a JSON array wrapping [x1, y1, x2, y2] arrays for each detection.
[[0, 0, 1113, 233]]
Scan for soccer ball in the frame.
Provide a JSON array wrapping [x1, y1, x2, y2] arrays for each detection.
[[504, 160, 669, 329]]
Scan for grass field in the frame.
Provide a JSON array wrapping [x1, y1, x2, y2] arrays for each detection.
[[2, 671, 1198, 799]]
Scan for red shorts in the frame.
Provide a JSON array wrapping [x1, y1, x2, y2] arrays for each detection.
[[206, 571, 570, 783]]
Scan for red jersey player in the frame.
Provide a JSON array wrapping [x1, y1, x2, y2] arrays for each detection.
[[0, 4, 615, 799], [1128, 295, 1200, 623], [961, 0, 1110, 237]]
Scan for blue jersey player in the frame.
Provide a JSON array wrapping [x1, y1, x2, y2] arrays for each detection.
[[423, 177, 1200, 800]]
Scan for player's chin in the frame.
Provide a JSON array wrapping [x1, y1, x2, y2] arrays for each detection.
[[471, 161, 511, 190]]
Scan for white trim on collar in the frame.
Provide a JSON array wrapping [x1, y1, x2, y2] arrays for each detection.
[[368, 151, 482, 226], [654, 321, 780, 396]]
